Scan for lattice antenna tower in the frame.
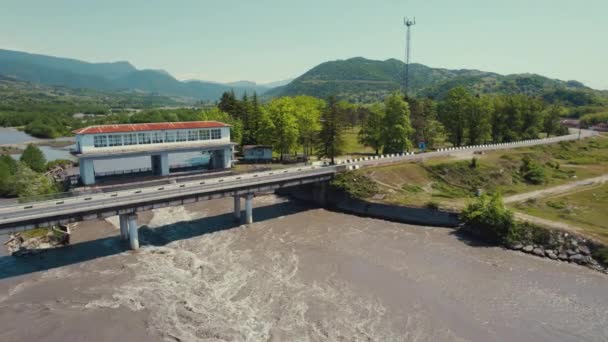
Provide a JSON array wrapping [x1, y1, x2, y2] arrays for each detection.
[[403, 17, 416, 95]]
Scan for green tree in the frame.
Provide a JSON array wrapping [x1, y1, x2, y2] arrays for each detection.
[[543, 104, 564, 137], [466, 96, 492, 145], [20, 144, 46, 172], [382, 93, 413, 153], [13, 164, 57, 200], [358, 103, 385, 155], [265, 97, 299, 160], [217, 90, 241, 118], [317, 96, 346, 164], [439, 87, 470, 146], [248, 92, 264, 144], [293, 96, 324, 159], [0, 161, 14, 196]]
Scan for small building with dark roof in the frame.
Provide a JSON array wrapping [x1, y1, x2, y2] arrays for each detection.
[[242, 145, 273, 162]]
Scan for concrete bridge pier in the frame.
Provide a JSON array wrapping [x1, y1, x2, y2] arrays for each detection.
[[245, 194, 253, 224], [233, 195, 241, 222], [119, 214, 129, 240], [127, 214, 139, 250]]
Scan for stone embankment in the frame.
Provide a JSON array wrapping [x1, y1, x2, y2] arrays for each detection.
[[507, 233, 607, 273]]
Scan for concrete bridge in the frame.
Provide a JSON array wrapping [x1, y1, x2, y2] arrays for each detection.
[[0, 129, 597, 250]]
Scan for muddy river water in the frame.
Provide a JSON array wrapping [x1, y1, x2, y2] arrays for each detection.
[[0, 195, 607, 341]]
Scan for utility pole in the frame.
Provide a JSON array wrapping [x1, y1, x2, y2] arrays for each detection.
[[403, 17, 416, 96]]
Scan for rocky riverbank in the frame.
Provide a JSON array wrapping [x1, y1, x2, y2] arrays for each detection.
[[506, 231, 608, 273], [281, 182, 608, 274], [4, 225, 72, 256]]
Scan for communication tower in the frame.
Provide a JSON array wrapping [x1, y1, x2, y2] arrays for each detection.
[[403, 17, 416, 94]]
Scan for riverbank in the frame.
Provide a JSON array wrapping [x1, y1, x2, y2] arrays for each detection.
[[1, 195, 607, 341], [281, 181, 608, 274]]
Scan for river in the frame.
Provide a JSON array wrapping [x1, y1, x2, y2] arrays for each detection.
[[0, 195, 606, 341]]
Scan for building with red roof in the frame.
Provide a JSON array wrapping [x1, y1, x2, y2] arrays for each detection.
[[73, 121, 234, 185]]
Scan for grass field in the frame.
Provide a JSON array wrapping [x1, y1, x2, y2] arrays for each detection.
[[342, 126, 375, 156], [362, 134, 608, 210], [512, 183, 608, 244]]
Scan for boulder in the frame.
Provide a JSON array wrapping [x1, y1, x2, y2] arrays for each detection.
[[578, 245, 591, 256], [545, 250, 558, 260], [522, 245, 534, 253], [569, 254, 588, 265], [509, 243, 523, 250], [566, 249, 577, 256], [558, 253, 569, 261], [532, 248, 545, 257]]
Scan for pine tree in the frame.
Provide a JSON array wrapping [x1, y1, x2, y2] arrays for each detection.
[[317, 96, 345, 164]]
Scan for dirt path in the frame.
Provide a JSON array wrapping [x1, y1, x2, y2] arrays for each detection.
[[504, 174, 608, 204]]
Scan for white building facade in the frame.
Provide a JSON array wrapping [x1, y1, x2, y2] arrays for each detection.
[[72, 121, 234, 185]]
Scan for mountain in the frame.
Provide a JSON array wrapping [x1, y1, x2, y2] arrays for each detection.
[[268, 57, 605, 104], [0, 49, 272, 101]]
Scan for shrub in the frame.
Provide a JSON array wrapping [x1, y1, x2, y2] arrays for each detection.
[[460, 193, 516, 244], [592, 247, 608, 265], [470, 157, 478, 169], [520, 156, 546, 185], [546, 200, 567, 210], [402, 184, 423, 193], [425, 201, 440, 210]]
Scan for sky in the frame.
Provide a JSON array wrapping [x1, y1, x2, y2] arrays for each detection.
[[1, 0, 607, 89]]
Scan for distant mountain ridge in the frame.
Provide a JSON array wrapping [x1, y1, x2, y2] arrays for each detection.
[[268, 57, 604, 104], [1, 49, 604, 105], [0, 49, 273, 101]]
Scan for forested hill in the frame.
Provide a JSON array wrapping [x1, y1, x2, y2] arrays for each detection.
[[0, 49, 271, 101], [268, 57, 605, 105]]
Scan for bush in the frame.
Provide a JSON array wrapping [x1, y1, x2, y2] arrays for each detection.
[[402, 184, 423, 193], [425, 201, 440, 210], [520, 156, 546, 185], [470, 157, 478, 169], [592, 247, 608, 265], [460, 193, 516, 244]]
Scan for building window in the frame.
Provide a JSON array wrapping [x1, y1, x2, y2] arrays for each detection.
[[108, 135, 122, 147], [176, 130, 187, 142], [124, 133, 137, 145], [152, 132, 163, 144], [93, 135, 107, 147], [211, 129, 221, 140], [138, 132, 151, 144], [199, 129, 210, 140], [165, 131, 176, 142], [188, 130, 199, 141]]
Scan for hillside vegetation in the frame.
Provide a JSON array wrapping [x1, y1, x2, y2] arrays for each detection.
[[364, 135, 608, 208], [0, 49, 271, 101], [269, 57, 607, 104]]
